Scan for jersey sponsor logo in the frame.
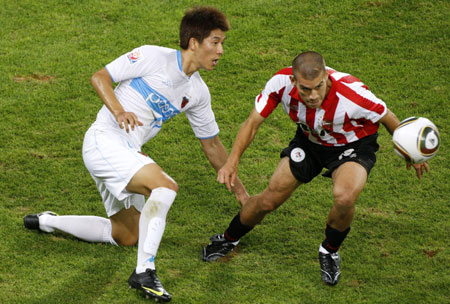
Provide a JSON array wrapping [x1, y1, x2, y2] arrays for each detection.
[[338, 148, 356, 160], [290, 147, 306, 162], [146, 91, 179, 122], [130, 78, 180, 122], [127, 49, 143, 64]]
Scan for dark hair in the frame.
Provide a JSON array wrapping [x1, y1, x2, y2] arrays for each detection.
[[292, 51, 326, 80], [179, 6, 229, 50]]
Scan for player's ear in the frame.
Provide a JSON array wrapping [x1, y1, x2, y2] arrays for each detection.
[[188, 37, 199, 50], [289, 75, 296, 86]]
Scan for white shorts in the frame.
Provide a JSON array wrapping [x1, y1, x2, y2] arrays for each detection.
[[82, 126, 154, 217]]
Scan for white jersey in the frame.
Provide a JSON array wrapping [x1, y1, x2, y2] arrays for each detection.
[[93, 45, 219, 149]]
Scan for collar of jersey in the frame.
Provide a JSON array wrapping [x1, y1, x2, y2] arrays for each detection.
[[177, 50, 183, 72]]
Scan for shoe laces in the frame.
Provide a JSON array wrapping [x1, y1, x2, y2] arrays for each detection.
[[143, 269, 163, 288]]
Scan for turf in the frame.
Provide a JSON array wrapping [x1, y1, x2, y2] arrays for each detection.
[[0, 0, 449, 303]]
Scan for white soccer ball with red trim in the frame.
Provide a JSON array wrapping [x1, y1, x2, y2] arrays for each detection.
[[392, 117, 440, 164]]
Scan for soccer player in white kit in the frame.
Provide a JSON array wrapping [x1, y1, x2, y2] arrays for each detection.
[[23, 7, 247, 302], [202, 51, 429, 286]]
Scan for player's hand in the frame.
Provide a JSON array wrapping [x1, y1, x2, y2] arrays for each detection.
[[407, 161, 429, 179], [217, 162, 238, 192], [115, 111, 143, 133]]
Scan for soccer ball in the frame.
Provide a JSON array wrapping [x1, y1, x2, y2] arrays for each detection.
[[392, 117, 440, 164]]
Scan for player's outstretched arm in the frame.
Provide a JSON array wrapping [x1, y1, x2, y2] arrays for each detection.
[[379, 109, 429, 179], [199, 136, 249, 205], [91, 68, 143, 132], [379, 109, 400, 135], [217, 108, 266, 191]]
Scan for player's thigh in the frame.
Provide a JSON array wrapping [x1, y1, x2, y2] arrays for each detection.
[[262, 157, 301, 208], [83, 127, 156, 200], [110, 206, 140, 246], [126, 163, 178, 196], [332, 161, 368, 204]]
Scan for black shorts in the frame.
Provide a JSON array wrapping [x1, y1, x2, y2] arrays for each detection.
[[280, 126, 379, 183]]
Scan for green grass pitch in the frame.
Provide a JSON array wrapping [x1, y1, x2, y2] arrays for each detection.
[[0, 1, 448, 303]]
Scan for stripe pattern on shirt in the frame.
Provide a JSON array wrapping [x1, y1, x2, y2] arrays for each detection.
[[254, 67, 387, 146]]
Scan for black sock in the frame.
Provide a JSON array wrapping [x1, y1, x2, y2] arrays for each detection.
[[321, 224, 351, 253], [224, 212, 254, 242]]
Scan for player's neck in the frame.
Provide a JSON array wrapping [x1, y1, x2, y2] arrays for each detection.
[[180, 49, 198, 77]]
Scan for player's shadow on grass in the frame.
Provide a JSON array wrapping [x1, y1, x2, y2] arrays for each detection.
[[19, 234, 134, 304]]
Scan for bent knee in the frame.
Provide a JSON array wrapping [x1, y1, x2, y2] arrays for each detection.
[[112, 232, 138, 246], [111, 226, 138, 246], [154, 176, 179, 193], [333, 192, 356, 212], [165, 180, 179, 193]]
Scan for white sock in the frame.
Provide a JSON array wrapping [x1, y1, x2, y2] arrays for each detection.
[[136, 187, 177, 274], [319, 244, 331, 254], [39, 214, 117, 245]]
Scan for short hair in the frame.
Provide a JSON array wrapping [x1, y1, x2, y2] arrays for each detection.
[[179, 7, 230, 50], [292, 51, 326, 80]]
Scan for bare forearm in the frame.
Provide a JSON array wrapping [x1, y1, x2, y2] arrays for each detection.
[[228, 124, 256, 165], [91, 68, 142, 132], [91, 68, 124, 117], [380, 109, 400, 135], [201, 137, 248, 201], [228, 109, 263, 166], [203, 138, 229, 171]]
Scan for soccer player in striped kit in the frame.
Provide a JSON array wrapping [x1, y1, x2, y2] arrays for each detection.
[[202, 51, 429, 286], [23, 7, 247, 302]]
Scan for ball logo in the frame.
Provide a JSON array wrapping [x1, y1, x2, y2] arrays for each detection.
[[290, 148, 305, 162], [420, 127, 439, 155]]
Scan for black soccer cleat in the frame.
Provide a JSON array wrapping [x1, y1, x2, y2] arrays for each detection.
[[202, 234, 237, 262], [23, 211, 58, 231], [128, 269, 171, 302], [319, 251, 341, 286]]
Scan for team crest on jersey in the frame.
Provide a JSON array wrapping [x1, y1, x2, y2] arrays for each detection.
[[127, 49, 143, 64], [322, 119, 333, 132], [181, 96, 189, 108]]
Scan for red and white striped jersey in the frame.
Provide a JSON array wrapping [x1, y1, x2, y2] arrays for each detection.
[[255, 67, 387, 146]]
